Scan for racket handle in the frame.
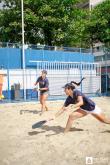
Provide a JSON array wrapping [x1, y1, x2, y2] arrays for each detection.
[[48, 118, 55, 121], [33, 87, 38, 91]]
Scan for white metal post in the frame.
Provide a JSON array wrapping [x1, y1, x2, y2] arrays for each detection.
[[21, 0, 26, 100]]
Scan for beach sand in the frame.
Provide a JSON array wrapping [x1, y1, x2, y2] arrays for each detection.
[[0, 97, 110, 165]]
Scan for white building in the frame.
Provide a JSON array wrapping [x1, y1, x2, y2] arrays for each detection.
[[90, 0, 105, 8], [90, 0, 110, 92]]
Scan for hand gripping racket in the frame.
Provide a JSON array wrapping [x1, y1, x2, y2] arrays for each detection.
[[32, 106, 79, 129]]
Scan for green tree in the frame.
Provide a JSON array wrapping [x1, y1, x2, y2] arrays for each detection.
[[90, 0, 110, 47], [63, 9, 90, 48], [0, 0, 22, 42], [64, 0, 110, 48], [0, 0, 85, 46]]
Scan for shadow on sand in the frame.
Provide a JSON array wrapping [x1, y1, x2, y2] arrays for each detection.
[[20, 110, 40, 115], [28, 131, 46, 136], [28, 125, 84, 136], [100, 130, 110, 133]]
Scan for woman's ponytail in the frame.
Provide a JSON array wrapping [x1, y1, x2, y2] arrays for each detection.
[[71, 77, 85, 86]]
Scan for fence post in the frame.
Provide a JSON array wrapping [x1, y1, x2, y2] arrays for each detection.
[[7, 68, 10, 100], [80, 48, 83, 92]]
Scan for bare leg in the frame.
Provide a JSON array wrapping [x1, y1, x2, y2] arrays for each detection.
[[39, 95, 43, 115], [39, 94, 48, 115], [45, 105, 48, 111], [92, 113, 110, 124], [42, 93, 48, 111], [64, 109, 87, 133]]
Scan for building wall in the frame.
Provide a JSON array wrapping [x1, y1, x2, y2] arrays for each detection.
[[0, 48, 94, 69], [90, 0, 105, 7]]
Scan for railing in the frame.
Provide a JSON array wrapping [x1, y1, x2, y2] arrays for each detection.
[[0, 42, 92, 54], [1, 62, 101, 101]]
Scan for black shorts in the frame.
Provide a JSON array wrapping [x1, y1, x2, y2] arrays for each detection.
[[40, 91, 49, 96]]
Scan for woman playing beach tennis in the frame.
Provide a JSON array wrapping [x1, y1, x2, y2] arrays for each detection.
[[54, 83, 110, 133], [34, 70, 49, 115]]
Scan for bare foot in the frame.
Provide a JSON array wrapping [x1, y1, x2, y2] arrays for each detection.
[[64, 130, 69, 134], [39, 111, 44, 116], [45, 106, 48, 111]]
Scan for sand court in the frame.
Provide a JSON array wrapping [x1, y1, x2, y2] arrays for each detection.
[[0, 97, 110, 165]]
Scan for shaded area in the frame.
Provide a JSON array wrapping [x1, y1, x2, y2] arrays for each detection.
[[101, 130, 110, 133], [28, 125, 84, 136], [20, 110, 40, 115], [28, 131, 45, 136]]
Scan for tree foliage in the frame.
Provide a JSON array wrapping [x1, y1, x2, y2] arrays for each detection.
[[0, 0, 83, 46], [90, 0, 110, 47], [0, 0, 110, 48], [65, 0, 110, 48]]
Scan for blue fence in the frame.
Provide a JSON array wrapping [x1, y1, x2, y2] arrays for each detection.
[[0, 46, 94, 69]]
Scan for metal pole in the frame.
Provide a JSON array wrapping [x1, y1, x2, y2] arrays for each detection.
[[89, 0, 92, 11], [105, 53, 108, 95], [21, 0, 26, 100], [80, 48, 83, 92], [7, 68, 10, 100]]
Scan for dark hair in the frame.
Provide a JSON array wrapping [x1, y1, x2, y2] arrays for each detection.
[[63, 83, 75, 90], [71, 77, 85, 86], [42, 70, 47, 74]]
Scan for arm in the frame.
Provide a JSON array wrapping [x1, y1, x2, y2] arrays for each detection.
[[56, 96, 83, 116], [47, 106, 65, 121], [54, 97, 71, 118], [54, 106, 66, 118], [34, 76, 40, 86], [52, 103, 80, 120], [34, 82, 38, 86], [73, 95, 84, 108], [39, 87, 48, 91], [49, 100, 82, 121]]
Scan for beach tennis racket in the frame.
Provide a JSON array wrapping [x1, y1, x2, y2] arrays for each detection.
[[32, 87, 39, 91], [32, 106, 79, 129], [32, 120, 47, 129], [32, 118, 53, 129]]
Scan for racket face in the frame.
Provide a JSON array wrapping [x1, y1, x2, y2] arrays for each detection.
[[32, 120, 47, 129]]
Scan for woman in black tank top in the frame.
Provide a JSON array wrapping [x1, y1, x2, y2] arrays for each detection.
[[54, 82, 110, 133]]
